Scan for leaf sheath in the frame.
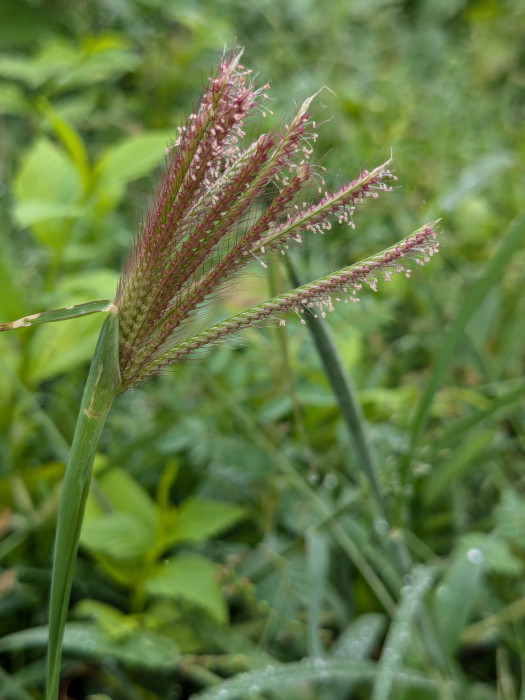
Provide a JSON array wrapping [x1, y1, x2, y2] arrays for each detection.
[[47, 310, 121, 700]]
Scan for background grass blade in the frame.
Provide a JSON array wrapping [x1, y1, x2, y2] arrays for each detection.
[[189, 657, 439, 699], [405, 213, 525, 469], [371, 565, 436, 700], [286, 258, 386, 518]]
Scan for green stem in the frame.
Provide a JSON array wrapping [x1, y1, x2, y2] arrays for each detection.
[[46, 310, 121, 700], [285, 258, 386, 519]]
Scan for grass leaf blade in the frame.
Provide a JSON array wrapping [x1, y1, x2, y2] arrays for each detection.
[[406, 213, 525, 464], [0, 300, 114, 332]]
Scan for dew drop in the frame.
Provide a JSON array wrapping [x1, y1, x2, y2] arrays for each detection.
[[467, 547, 483, 564]]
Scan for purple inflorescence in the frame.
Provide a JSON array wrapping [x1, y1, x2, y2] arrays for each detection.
[[115, 49, 439, 390]]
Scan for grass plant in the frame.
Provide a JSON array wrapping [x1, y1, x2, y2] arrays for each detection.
[[0, 49, 441, 699]]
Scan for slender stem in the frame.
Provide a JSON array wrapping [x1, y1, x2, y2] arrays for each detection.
[[46, 310, 121, 700], [285, 258, 387, 520]]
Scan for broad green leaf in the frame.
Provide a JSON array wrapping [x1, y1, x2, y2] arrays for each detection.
[[52, 268, 119, 300], [74, 600, 140, 641], [0, 54, 42, 85], [144, 553, 227, 623], [80, 511, 156, 561], [25, 312, 106, 384], [83, 469, 160, 560], [23, 269, 119, 383], [169, 497, 247, 546], [14, 137, 82, 251], [0, 39, 138, 90], [0, 248, 26, 322], [91, 468, 158, 528], [13, 201, 86, 227], [38, 98, 90, 187], [0, 82, 28, 115], [0, 461, 64, 508], [0, 623, 179, 671], [95, 131, 171, 205], [60, 45, 140, 88], [15, 139, 80, 204]]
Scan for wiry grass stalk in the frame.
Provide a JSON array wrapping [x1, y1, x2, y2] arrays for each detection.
[[0, 48, 440, 698], [46, 309, 120, 700], [285, 256, 386, 518]]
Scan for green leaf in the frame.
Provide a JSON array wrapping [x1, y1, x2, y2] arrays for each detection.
[[407, 213, 525, 462], [38, 98, 90, 188], [0, 246, 27, 322], [495, 491, 525, 547], [457, 533, 522, 577], [60, 43, 140, 88], [306, 531, 329, 658], [14, 137, 82, 251], [189, 658, 439, 700], [13, 201, 86, 226], [90, 468, 158, 528], [23, 269, 119, 383], [80, 511, 156, 561], [422, 429, 495, 505], [330, 613, 386, 660], [169, 497, 247, 546], [74, 600, 140, 641], [0, 668, 34, 700], [433, 548, 483, 652], [0, 82, 29, 115], [25, 312, 106, 384], [95, 131, 171, 205], [372, 565, 436, 700], [0, 300, 113, 333], [144, 553, 227, 623], [0, 622, 179, 671], [0, 53, 44, 85], [82, 469, 160, 560]]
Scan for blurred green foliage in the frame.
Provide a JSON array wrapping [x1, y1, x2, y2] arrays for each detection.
[[0, 0, 524, 698]]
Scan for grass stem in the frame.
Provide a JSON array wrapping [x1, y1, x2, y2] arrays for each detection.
[[46, 310, 120, 700]]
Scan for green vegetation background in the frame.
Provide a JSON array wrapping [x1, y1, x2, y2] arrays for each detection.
[[0, 1, 524, 698]]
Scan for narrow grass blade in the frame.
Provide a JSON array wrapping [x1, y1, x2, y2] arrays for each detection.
[[189, 658, 440, 699], [330, 614, 386, 661], [46, 310, 121, 700], [433, 549, 483, 652], [204, 371, 396, 615], [422, 429, 494, 505], [406, 213, 525, 468], [372, 565, 436, 700], [286, 258, 386, 519], [431, 379, 525, 452], [306, 530, 329, 658], [0, 668, 35, 700], [0, 300, 113, 332]]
